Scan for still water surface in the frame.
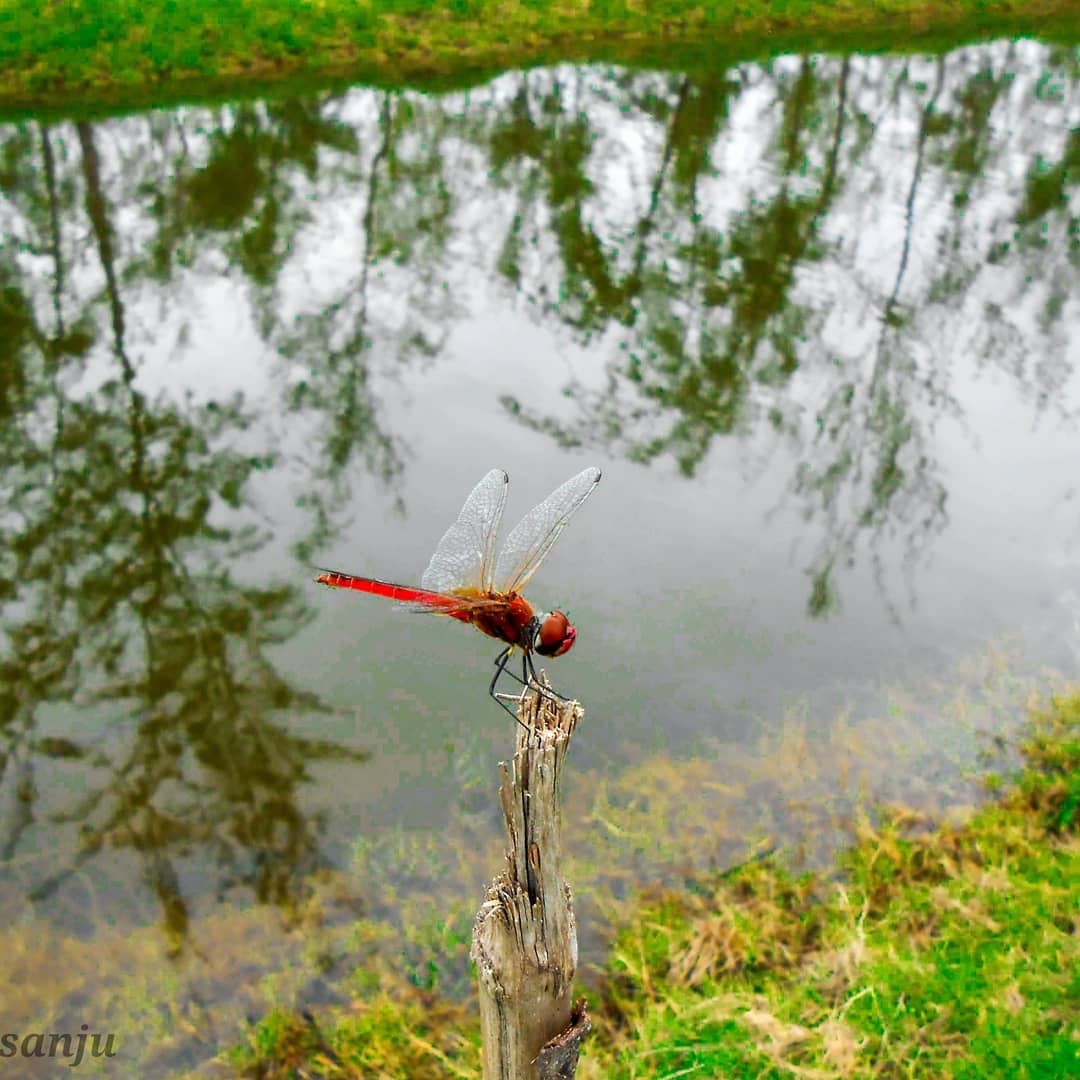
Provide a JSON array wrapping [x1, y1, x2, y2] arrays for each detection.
[[0, 35, 1077, 1058]]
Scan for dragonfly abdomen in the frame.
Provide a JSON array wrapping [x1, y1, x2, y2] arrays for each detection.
[[316, 571, 460, 611]]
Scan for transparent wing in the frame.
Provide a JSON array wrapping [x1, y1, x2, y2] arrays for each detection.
[[494, 466, 601, 595], [401, 590, 517, 616], [420, 468, 510, 594]]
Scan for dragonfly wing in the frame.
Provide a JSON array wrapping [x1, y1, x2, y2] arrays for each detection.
[[494, 466, 601, 595], [420, 468, 510, 594], [403, 590, 514, 616]]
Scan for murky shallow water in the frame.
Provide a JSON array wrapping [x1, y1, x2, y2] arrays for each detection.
[[0, 36, 1077, 1070]]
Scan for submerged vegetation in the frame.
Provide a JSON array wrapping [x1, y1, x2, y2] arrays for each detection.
[[228, 690, 1079, 1078], [1, 0, 1078, 115]]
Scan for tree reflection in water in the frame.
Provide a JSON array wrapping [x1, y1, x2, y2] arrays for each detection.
[[495, 47, 1076, 616], [0, 117, 370, 949], [0, 39, 1075, 942]]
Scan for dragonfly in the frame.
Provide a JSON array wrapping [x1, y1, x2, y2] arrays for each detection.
[[316, 466, 602, 717]]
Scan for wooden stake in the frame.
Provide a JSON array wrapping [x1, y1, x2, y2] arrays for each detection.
[[471, 683, 591, 1079]]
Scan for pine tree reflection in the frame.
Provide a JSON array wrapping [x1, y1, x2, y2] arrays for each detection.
[[0, 120, 366, 949]]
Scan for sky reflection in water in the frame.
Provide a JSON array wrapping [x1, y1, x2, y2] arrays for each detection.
[[0, 40, 1076, 958]]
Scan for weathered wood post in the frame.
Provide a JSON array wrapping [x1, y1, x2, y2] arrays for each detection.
[[471, 683, 591, 1079]]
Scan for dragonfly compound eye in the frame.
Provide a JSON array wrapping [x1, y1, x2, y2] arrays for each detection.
[[536, 611, 575, 657]]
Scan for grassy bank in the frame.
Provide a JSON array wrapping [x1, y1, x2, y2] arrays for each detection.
[[229, 690, 1079, 1078], [1, 0, 1078, 118]]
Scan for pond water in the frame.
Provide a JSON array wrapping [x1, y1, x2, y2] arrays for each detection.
[[0, 35, 1077, 1067]]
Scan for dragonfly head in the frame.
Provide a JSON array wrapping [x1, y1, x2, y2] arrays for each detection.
[[534, 611, 576, 658]]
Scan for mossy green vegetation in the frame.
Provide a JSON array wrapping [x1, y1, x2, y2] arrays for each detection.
[[227, 690, 1078, 1078], [1, 0, 1077, 117], [590, 693, 1079, 1077]]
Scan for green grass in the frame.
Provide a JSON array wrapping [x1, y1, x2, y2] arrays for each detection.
[[225, 690, 1079, 1078], [1, 0, 1077, 118], [585, 692, 1079, 1078]]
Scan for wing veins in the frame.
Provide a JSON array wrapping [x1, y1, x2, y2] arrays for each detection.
[[420, 469, 509, 595], [494, 467, 601, 595]]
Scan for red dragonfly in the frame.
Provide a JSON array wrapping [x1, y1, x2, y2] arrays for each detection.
[[316, 466, 602, 713]]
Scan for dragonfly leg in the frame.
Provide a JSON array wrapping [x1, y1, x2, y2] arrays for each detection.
[[489, 648, 572, 732], [492, 647, 529, 690], [523, 650, 571, 707], [489, 647, 532, 734], [489, 646, 512, 697]]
